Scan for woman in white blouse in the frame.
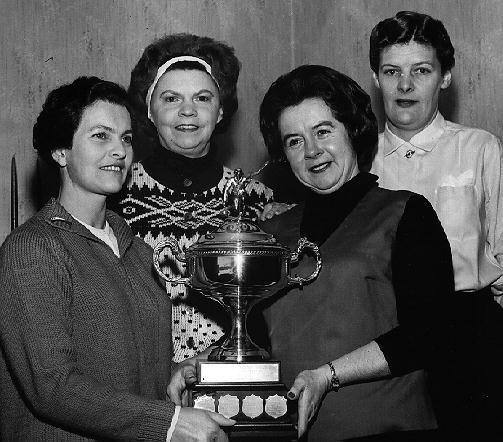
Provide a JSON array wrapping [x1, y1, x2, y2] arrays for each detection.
[[369, 10, 503, 440]]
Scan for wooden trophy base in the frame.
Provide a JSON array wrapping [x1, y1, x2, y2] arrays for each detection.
[[188, 361, 297, 441]]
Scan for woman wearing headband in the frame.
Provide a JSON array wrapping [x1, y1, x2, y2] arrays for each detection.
[[110, 34, 274, 363]]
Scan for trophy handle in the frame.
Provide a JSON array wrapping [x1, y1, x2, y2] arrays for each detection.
[[287, 237, 322, 287], [153, 238, 190, 285]]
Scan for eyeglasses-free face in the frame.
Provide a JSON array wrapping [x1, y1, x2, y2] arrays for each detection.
[[52, 100, 133, 201], [279, 97, 359, 194], [149, 69, 223, 158], [374, 41, 451, 141]]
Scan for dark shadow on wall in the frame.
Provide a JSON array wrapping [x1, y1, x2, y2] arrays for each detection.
[[34, 158, 59, 209], [439, 81, 458, 123]]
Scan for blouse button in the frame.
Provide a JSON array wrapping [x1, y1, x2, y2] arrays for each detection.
[[183, 178, 192, 187], [184, 212, 193, 221]]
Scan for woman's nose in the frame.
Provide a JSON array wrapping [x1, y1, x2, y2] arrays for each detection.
[[178, 101, 196, 116], [304, 138, 323, 159], [397, 73, 414, 92], [111, 139, 127, 158]]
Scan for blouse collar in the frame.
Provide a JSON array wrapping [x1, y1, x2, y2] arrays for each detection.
[[383, 111, 446, 156]]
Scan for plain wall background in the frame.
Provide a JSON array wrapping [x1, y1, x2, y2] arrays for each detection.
[[1, 0, 502, 243]]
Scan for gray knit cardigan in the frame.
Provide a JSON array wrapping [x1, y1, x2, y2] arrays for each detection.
[[0, 199, 175, 441]]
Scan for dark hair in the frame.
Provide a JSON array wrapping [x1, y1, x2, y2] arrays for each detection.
[[259, 65, 377, 170], [370, 11, 455, 74], [33, 76, 132, 165], [128, 33, 240, 153]]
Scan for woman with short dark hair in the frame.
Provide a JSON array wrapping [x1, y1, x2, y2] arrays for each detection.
[[369, 11, 503, 439], [259, 65, 455, 441], [0, 76, 233, 441], [260, 65, 377, 170], [369, 10, 455, 75]]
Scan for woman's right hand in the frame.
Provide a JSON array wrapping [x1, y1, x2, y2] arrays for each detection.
[[173, 408, 235, 441], [259, 202, 295, 221]]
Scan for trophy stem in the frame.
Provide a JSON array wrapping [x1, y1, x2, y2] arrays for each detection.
[[209, 289, 270, 362]]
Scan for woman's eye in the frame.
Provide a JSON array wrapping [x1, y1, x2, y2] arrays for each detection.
[[415, 67, 431, 75], [123, 134, 133, 145], [285, 138, 302, 149], [316, 128, 331, 137], [196, 94, 212, 103], [383, 69, 399, 76], [162, 95, 179, 103], [92, 132, 109, 141]]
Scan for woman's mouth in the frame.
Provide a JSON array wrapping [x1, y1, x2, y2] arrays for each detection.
[[309, 162, 331, 173], [176, 124, 199, 132], [100, 165, 122, 172], [396, 99, 418, 108]]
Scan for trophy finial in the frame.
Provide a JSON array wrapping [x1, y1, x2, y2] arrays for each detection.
[[223, 168, 250, 218]]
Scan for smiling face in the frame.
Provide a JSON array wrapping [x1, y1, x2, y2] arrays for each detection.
[[149, 69, 223, 158], [374, 41, 451, 141], [52, 100, 133, 202], [279, 97, 359, 194]]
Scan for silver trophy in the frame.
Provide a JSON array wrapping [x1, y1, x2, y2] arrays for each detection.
[[153, 167, 321, 436], [153, 168, 321, 362]]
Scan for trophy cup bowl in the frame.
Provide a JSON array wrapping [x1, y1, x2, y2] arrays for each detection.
[[153, 216, 321, 363], [153, 168, 321, 438]]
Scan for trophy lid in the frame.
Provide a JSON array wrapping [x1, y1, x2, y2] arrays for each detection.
[[186, 166, 288, 256], [187, 216, 288, 256]]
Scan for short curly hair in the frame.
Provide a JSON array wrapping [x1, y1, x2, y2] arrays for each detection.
[[128, 33, 241, 153], [33, 76, 132, 166], [370, 11, 455, 74], [259, 65, 377, 171]]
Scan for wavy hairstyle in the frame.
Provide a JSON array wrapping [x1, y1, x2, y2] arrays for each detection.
[[33, 76, 132, 166], [370, 11, 455, 74], [128, 33, 240, 154], [259, 65, 377, 171]]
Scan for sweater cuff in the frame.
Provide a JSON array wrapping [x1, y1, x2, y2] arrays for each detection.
[[138, 400, 176, 441]]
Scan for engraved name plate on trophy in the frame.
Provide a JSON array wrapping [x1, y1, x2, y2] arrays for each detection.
[[153, 168, 322, 440]]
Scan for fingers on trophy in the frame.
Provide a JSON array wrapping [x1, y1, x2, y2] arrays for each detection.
[[153, 167, 322, 438]]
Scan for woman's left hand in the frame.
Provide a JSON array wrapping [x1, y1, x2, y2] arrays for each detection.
[[167, 362, 197, 406], [287, 365, 331, 438]]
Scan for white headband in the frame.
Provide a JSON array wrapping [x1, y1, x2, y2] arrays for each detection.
[[146, 55, 219, 121]]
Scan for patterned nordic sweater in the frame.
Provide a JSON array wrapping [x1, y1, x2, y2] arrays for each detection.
[[110, 147, 274, 362]]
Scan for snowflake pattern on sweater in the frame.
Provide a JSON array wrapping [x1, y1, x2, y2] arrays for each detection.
[[115, 161, 274, 362]]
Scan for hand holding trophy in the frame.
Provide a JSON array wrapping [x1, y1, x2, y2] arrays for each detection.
[[154, 168, 322, 439]]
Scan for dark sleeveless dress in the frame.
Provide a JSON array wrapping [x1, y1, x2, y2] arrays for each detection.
[[262, 178, 441, 440]]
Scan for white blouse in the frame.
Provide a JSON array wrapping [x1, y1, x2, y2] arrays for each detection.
[[371, 112, 503, 298]]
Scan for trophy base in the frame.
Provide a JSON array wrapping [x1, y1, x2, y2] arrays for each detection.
[[189, 382, 297, 441], [189, 361, 297, 440]]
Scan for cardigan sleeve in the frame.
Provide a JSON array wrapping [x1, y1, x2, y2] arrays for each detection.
[[0, 224, 174, 441], [375, 194, 457, 375]]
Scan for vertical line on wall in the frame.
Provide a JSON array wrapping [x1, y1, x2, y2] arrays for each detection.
[[290, 0, 295, 69]]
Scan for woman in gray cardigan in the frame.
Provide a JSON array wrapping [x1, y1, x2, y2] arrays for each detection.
[[0, 76, 233, 441]]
